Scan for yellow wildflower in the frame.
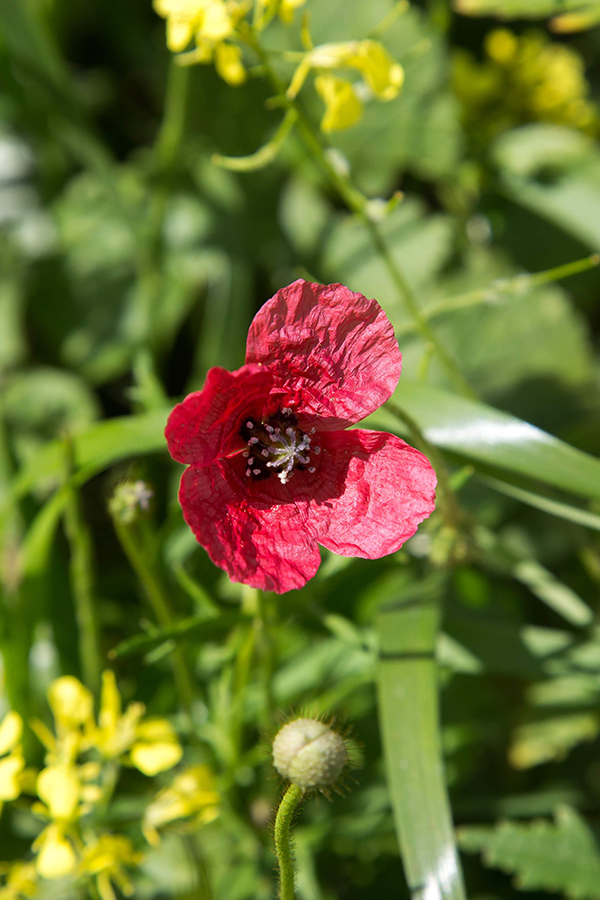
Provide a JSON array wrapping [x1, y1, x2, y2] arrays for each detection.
[[0, 861, 37, 900], [94, 671, 182, 776], [153, 0, 248, 84], [48, 676, 94, 732], [0, 712, 25, 813], [214, 42, 246, 86], [453, 29, 598, 139], [287, 39, 403, 132], [80, 834, 142, 900], [142, 765, 220, 845], [33, 823, 77, 879], [315, 75, 363, 132], [279, 0, 305, 24]]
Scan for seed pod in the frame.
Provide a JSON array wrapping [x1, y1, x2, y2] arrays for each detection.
[[272, 718, 348, 789]]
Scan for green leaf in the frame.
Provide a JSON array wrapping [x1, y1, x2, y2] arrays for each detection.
[[374, 381, 600, 503], [376, 578, 467, 900], [459, 805, 600, 900], [509, 713, 600, 768], [9, 408, 169, 502], [454, 0, 600, 18]]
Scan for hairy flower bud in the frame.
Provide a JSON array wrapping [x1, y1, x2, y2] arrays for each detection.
[[272, 718, 348, 789]]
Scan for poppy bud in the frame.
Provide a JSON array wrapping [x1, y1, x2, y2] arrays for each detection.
[[272, 718, 348, 789], [108, 480, 153, 525]]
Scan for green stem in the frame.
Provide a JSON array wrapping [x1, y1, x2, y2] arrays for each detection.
[[245, 32, 475, 399], [385, 400, 463, 529], [111, 517, 196, 719], [396, 253, 600, 335], [255, 589, 276, 725], [153, 61, 191, 173], [274, 783, 305, 900], [63, 480, 102, 694]]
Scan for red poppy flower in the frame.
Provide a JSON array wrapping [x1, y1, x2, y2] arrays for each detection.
[[166, 280, 436, 593]]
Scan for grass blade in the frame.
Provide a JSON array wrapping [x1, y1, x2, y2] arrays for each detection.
[[376, 584, 466, 900]]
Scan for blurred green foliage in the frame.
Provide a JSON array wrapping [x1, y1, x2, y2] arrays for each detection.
[[0, 0, 600, 898]]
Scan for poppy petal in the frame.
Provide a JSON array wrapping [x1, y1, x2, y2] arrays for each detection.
[[245, 280, 402, 428], [309, 429, 436, 558], [165, 365, 278, 466], [179, 462, 322, 593]]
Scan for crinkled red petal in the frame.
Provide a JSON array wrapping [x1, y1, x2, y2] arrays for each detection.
[[179, 459, 322, 594], [165, 365, 282, 466], [245, 280, 402, 429], [308, 429, 437, 558]]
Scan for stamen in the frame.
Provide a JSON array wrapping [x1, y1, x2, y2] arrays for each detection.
[[314, 446, 321, 455], [247, 457, 254, 465], [308, 466, 316, 473], [261, 449, 269, 457], [242, 451, 249, 457], [249, 437, 259, 445], [253, 469, 261, 476], [246, 421, 254, 429]]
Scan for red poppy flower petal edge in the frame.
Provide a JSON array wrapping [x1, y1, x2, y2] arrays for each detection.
[[179, 463, 322, 594], [245, 280, 402, 427], [166, 365, 277, 466], [308, 430, 437, 558]]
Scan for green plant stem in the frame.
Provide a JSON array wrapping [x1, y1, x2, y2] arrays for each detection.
[[63, 480, 101, 694], [245, 32, 475, 399], [153, 61, 191, 173], [386, 400, 463, 529], [255, 589, 276, 725], [274, 783, 305, 900], [396, 253, 600, 336], [111, 517, 196, 719]]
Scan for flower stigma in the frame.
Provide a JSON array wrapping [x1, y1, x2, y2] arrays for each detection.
[[240, 407, 319, 484]]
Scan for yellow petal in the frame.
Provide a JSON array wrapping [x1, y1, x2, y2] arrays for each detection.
[[200, 1, 234, 41], [37, 766, 80, 820], [135, 719, 178, 742], [0, 754, 24, 801], [0, 712, 23, 756], [48, 676, 93, 727], [99, 671, 121, 735], [349, 40, 404, 100], [167, 18, 195, 52], [35, 825, 77, 879], [131, 741, 183, 776], [215, 42, 246, 85], [315, 74, 363, 132], [485, 28, 518, 65], [279, 0, 306, 24]]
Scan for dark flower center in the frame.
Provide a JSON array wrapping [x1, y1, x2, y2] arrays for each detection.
[[239, 407, 320, 484]]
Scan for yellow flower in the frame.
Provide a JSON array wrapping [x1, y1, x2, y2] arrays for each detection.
[[94, 671, 182, 776], [93, 670, 145, 760], [142, 765, 220, 845], [154, 0, 248, 84], [214, 42, 246, 85], [0, 712, 25, 810], [347, 40, 404, 100], [48, 677, 94, 732], [36, 765, 81, 821], [33, 823, 77, 879], [315, 74, 363, 132], [80, 834, 142, 900], [0, 861, 37, 900], [278, 0, 305, 24], [130, 719, 183, 776], [287, 39, 403, 132], [453, 28, 598, 138]]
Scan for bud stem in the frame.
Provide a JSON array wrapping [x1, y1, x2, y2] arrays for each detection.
[[274, 783, 304, 900]]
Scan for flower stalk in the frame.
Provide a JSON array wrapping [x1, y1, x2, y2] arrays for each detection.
[[274, 783, 304, 900], [109, 502, 196, 720], [244, 30, 476, 400]]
